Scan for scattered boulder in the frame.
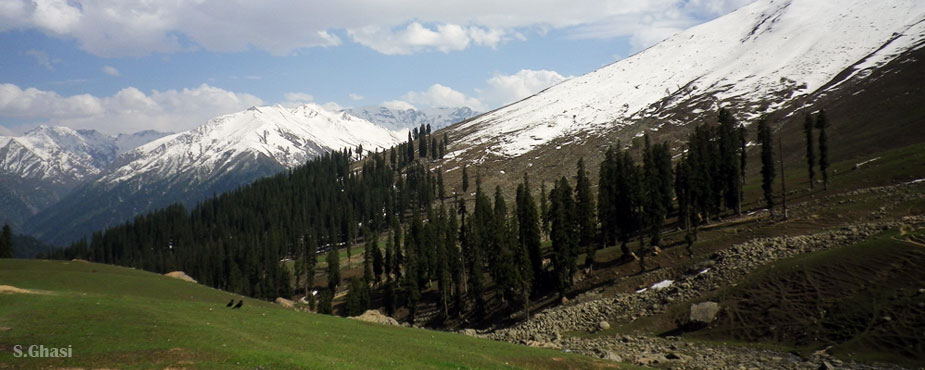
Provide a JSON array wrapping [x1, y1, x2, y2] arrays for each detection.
[[274, 297, 295, 308], [460, 328, 479, 337], [601, 351, 622, 362], [689, 301, 720, 326], [598, 320, 611, 331], [164, 271, 197, 283], [349, 310, 400, 326], [525, 340, 559, 349], [634, 353, 667, 366]]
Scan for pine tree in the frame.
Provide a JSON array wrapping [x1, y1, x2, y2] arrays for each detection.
[[516, 174, 542, 293], [718, 109, 742, 214], [539, 181, 550, 238], [598, 146, 618, 247], [344, 277, 370, 317], [0, 224, 12, 258], [549, 176, 577, 298], [372, 240, 384, 284], [816, 109, 829, 190], [326, 246, 341, 293], [574, 158, 596, 269], [461, 165, 469, 194], [643, 135, 666, 247], [803, 113, 816, 189], [757, 116, 775, 213]]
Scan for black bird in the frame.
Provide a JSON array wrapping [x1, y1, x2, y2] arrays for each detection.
[[233, 300, 243, 309], [225, 299, 234, 307]]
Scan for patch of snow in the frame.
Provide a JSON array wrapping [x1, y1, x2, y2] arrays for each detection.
[[651, 279, 674, 290]]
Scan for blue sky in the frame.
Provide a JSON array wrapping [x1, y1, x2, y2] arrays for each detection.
[[0, 0, 753, 135]]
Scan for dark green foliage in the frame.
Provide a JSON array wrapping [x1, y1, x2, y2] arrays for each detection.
[[318, 289, 333, 315], [816, 109, 830, 190], [549, 176, 577, 298], [574, 158, 596, 268], [0, 224, 12, 258], [461, 165, 469, 193], [516, 175, 542, 293], [718, 109, 742, 214], [326, 247, 340, 293], [344, 277, 370, 317], [758, 116, 776, 211], [642, 135, 671, 246], [372, 240, 384, 284], [803, 113, 816, 189]]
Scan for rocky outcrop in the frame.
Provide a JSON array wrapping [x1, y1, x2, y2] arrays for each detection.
[[350, 310, 400, 326]]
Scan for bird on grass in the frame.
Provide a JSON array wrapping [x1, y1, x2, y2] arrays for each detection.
[[225, 299, 234, 307], [233, 300, 243, 309]]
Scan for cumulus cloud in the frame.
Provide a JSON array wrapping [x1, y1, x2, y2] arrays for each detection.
[[0, 83, 263, 134], [348, 93, 364, 101], [402, 84, 486, 111], [348, 22, 509, 55], [24, 49, 61, 70], [382, 100, 416, 111], [101, 65, 120, 76], [477, 69, 570, 108], [0, 0, 755, 56], [394, 69, 570, 112]]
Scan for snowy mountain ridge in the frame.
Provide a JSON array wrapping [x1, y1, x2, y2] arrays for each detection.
[[100, 103, 405, 185], [450, 0, 925, 159], [0, 126, 169, 184], [345, 105, 479, 132]]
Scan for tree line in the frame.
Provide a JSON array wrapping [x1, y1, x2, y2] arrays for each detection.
[[45, 109, 829, 323]]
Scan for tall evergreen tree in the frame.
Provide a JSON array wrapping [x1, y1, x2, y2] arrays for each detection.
[[516, 174, 543, 292], [816, 109, 830, 190], [549, 176, 577, 298], [757, 116, 776, 213], [574, 158, 596, 269], [803, 113, 816, 189], [718, 109, 742, 214], [326, 246, 341, 294], [461, 165, 469, 194], [643, 135, 666, 247]]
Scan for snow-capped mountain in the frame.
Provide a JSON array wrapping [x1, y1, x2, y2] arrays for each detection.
[[1, 126, 117, 184], [0, 126, 169, 227], [449, 0, 925, 159], [345, 106, 479, 131], [25, 103, 405, 245]]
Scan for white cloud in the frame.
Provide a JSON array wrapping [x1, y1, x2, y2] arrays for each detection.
[[321, 102, 344, 112], [478, 69, 570, 108], [101, 65, 120, 77], [382, 100, 416, 111], [0, 83, 263, 134], [24, 49, 61, 70], [348, 22, 509, 55], [402, 84, 486, 111], [395, 69, 570, 112], [0, 0, 755, 56], [348, 93, 364, 101]]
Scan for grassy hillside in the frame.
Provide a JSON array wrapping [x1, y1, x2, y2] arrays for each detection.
[[0, 259, 626, 369]]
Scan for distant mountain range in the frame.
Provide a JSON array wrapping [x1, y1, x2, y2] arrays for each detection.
[[344, 106, 479, 132], [0, 126, 170, 227], [19, 103, 409, 245]]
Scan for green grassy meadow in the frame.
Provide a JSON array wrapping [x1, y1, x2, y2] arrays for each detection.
[[0, 259, 623, 369]]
